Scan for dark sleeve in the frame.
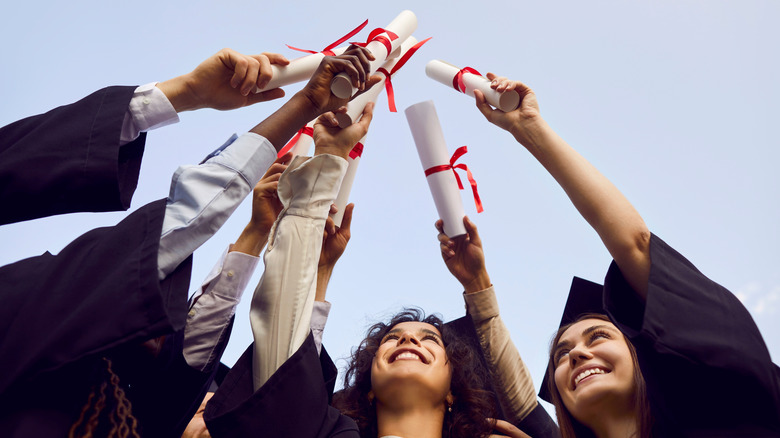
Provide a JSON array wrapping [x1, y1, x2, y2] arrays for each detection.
[[603, 233, 780, 433], [0, 199, 192, 396], [205, 335, 359, 438], [0, 86, 147, 225], [120, 323, 231, 438], [516, 404, 561, 438]]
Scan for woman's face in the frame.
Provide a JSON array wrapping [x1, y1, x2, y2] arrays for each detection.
[[552, 318, 636, 421], [370, 321, 452, 406]]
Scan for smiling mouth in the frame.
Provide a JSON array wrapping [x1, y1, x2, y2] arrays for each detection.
[[573, 368, 610, 388], [390, 350, 426, 363]]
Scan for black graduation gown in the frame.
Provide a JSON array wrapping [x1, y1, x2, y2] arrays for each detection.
[[603, 234, 780, 436], [0, 86, 146, 225], [0, 199, 194, 436], [204, 334, 359, 438]]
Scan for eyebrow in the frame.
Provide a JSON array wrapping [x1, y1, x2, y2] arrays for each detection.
[[383, 328, 443, 343], [555, 324, 615, 352]]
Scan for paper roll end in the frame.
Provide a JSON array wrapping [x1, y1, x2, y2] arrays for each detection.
[[335, 112, 353, 129], [331, 74, 355, 99], [499, 90, 521, 112]]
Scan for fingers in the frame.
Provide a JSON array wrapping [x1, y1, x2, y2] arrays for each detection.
[[248, 88, 285, 104], [434, 219, 444, 234], [474, 89, 497, 121], [329, 204, 338, 215], [324, 216, 336, 236], [252, 54, 273, 90], [340, 203, 355, 232], [263, 52, 290, 66], [463, 216, 482, 246], [354, 102, 375, 132], [316, 111, 339, 128], [490, 419, 531, 438]]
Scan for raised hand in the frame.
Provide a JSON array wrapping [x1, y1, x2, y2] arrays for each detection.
[[313, 102, 374, 159], [157, 48, 290, 112], [231, 153, 292, 256], [436, 216, 491, 293], [315, 203, 354, 302], [474, 73, 542, 147], [298, 46, 376, 115], [488, 418, 532, 438]]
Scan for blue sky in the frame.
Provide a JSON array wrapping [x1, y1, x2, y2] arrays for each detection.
[[2, 1, 778, 411]]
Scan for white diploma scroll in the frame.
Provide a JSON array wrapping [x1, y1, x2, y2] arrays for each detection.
[[331, 10, 417, 98], [336, 36, 419, 128], [425, 60, 520, 112], [330, 135, 367, 227], [254, 47, 348, 93], [405, 100, 467, 237], [291, 120, 315, 157]]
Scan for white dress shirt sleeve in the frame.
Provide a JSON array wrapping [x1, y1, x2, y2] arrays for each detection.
[[183, 246, 260, 372], [120, 82, 179, 145], [156, 132, 277, 279], [310, 301, 332, 356], [249, 154, 347, 391]]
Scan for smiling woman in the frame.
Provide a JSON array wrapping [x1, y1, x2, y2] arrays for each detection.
[[335, 309, 497, 438]]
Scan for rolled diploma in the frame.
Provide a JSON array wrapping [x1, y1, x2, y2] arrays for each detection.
[[330, 134, 367, 227], [331, 10, 418, 98], [254, 47, 348, 93], [336, 36, 419, 128], [405, 100, 467, 237], [291, 120, 315, 157], [425, 60, 520, 112]]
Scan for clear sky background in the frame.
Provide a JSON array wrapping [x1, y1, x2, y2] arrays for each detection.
[[2, 0, 778, 413]]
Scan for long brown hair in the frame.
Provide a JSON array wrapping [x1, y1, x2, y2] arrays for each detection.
[[546, 313, 653, 438], [333, 308, 497, 438]]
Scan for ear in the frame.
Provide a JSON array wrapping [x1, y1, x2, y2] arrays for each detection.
[[368, 391, 375, 404], [446, 392, 455, 406]]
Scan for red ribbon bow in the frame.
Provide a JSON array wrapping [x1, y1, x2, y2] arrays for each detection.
[[377, 37, 432, 112], [287, 19, 369, 56], [423, 146, 484, 213], [349, 142, 364, 160], [452, 67, 482, 94], [278, 126, 314, 157], [350, 27, 399, 56]]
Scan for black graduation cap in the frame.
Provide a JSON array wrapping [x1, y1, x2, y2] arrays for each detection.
[[538, 276, 605, 404]]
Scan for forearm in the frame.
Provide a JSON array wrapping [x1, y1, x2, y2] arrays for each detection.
[[183, 248, 259, 372], [315, 266, 333, 302], [157, 133, 276, 279], [464, 287, 538, 424], [520, 118, 650, 297], [249, 154, 347, 391], [250, 93, 321, 151]]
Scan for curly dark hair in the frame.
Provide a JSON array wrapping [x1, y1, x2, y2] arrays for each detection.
[[333, 308, 497, 438]]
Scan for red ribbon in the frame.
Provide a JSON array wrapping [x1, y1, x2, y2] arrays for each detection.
[[377, 37, 432, 112], [452, 67, 482, 94], [349, 142, 364, 160], [423, 146, 484, 213], [350, 27, 399, 55], [287, 19, 369, 56], [278, 126, 314, 157]]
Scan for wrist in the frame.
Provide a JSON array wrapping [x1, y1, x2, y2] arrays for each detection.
[[511, 115, 548, 147], [156, 75, 199, 113], [231, 224, 270, 256], [462, 272, 492, 294]]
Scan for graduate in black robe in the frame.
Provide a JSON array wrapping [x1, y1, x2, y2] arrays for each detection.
[[0, 47, 373, 436], [475, 74, 780, 436]]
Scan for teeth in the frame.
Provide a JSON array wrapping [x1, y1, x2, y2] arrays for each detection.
[[395, 352, 421, 361], [574, 368, 607, 386]]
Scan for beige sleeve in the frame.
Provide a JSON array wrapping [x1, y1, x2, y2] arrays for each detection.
[[464, 287, 538, 424]]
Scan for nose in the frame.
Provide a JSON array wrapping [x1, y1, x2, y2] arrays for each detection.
[[567, 344, 592, 367], [398, 330, 421, 346]]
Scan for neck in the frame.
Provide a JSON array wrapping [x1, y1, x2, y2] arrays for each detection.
[[376, 402, 445, 438], [586, 410, 639, 438]]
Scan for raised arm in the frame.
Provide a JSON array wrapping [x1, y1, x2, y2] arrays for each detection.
[[474, 75, 651, 299], [435, 217, 540, 427]]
